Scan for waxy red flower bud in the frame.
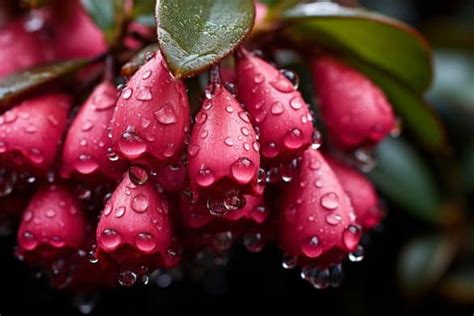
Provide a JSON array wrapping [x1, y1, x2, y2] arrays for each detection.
[[187, 82, 261, 213], [0, 94, 71, 176], [279, 148, 361, 268], [61, 81, 126, 182], [324, 154, 383, 230], [0, 17, 53, 78], [17, 184, 87, 266], [96, 175, 180, 275], [236, 51, 315, 163], [311, 55, 395, 150], [111, 51, 190, 168]]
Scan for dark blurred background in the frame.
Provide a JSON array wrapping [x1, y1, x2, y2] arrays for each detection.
[[1, 0, 474, 314]]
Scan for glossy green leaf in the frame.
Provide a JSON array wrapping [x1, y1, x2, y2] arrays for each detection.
[[0, 59, 88, 109], [369, 137, 441, 223], [283, 2, 433, 92], [346, 57, 447, 151], [82, 0, 126, 45], [155, 0, 255, 78], [398, 234, 456, 295]]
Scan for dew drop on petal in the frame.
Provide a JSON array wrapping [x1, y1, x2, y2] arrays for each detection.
[[320, 192, 339, 210], [131, 194, 149, 213]]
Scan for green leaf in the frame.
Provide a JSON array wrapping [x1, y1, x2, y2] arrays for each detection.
[[345, 57, 447, 151], [369, 137, 441, 223], [283, 2, 433, 92], [155, 0, 255, 78], [0, 59, 88, 109], [398, 234, 456, 295], [82, 0, 126, 45]]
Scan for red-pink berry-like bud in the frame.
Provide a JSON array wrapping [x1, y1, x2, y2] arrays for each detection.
[[17, 184, 87, 266], [0, 94, 71, 176], [111, 51, 190, 167], [236, 51, 315, 163], [43, 0, 107, 59], [324, 154, 383, 230], [61, 81, 127, 182], [188, 83, 261, 204], [279, 148, 361, 268], [0, 17, 53, 78], [179, 194, 268, 229], [96, 175, 180, 273], [311, 55, 395, 150]]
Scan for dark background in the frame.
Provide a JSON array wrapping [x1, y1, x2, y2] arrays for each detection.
[[1, 0, 473, 314]]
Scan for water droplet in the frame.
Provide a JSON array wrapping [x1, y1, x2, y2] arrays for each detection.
[[23, 211, 33, 222], [314, 179, 323, 188], [301, 236, 323, 258], [81, 121, 93, 132], [231, 158, 256, 184], [187, 144, 200, 157], [107, 150, 120, 162], [205, 195, 227, 216], [223, 190, 245, 211], [238, 111, 251, 123], [103, 203, 112, 216], [131, 194, 149, 213], [348, 245, 365, 262], [225, 105, 234, 113], [283, 128, 304, 150], [154, 103, 177, 125], [243, 232, 264, 253], [253, 142, 260, 152], [320, 192, 339, 210], [119, 127, 147, 158], [195, 112, 207, 124], [51, 236, 65, 247], [118, 270, 137, 287], [21, 231, 37, 250], [4, 111, 17, 123], [136, 232, 157, 252], [200, 130, 209, 139], [243, 142, 250, 151], [128, 166, 149, 185], [76, 155, 99, 174], [121, 87, 133, 99], [262, 142, 278, 158], [28, 148, 44, 164], [325, 213, 342, 225], [279, 69, 299, 88], [196, 168, 215, 187], [254, 73, 265, 84], [115, 206, 126, 218], [271, 101, 285, 115], [45, 208, 56, 218], [270, 76, 294, 93], [289, 96, 304, 110], [343, 225, 361, 251], [224, 137, 234, 147], [255, 110, 268, 123], [99, 229, 122, 249], [282, 253, 297, 269], [142, 70, 152, 80]]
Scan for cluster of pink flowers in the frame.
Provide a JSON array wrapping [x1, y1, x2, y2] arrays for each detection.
[[1, 1, 395, 291]]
